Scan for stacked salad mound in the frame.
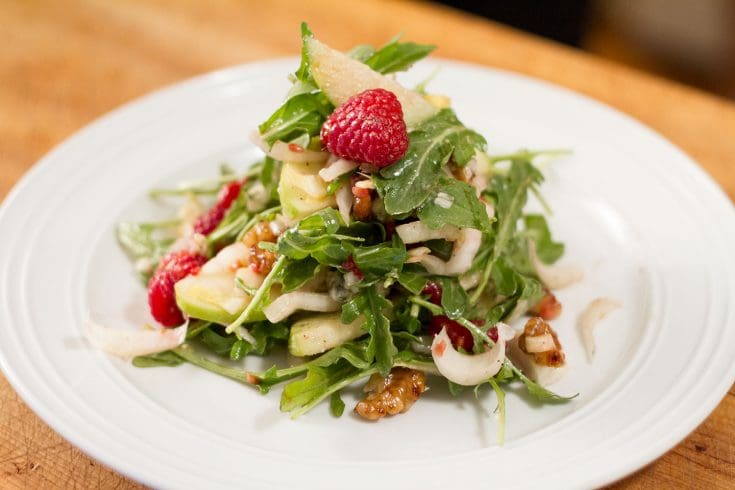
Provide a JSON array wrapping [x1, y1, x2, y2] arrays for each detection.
[[111, 24, 576, 432]]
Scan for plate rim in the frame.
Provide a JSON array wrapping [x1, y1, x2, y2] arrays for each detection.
[[1, 56, 734, 489]]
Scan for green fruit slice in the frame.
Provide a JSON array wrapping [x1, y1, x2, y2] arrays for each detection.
[[175, 272, 264, 325], [278, 160, 335, 220], [288, 312, 365, 356], [307, 37, 438, 127]]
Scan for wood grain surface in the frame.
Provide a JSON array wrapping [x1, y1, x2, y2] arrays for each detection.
[[1, 1, 733, 488]]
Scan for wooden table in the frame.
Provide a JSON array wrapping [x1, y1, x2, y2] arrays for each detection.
[[1, 1, 733, 487]]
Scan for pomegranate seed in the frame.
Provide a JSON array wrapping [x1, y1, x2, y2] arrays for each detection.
[[422, 281, 442, 305]]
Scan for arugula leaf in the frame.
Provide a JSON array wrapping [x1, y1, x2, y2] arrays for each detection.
[[340, 297, 362, 324], [502, 235, 535, 277], [258, 92, 333, 146], [485, 257, 543, 323], [198, 320, 286, 360], [330, 391, 346, 417], [276, 209, 355, 265], [524, 214, 564, 264], [259, 156, 281, 202], [311, 340, 373, 369], [488, 161, 544, 256], [251, 340, 374, 394], [248, 321, 290, 355], [281, 363, 351, 412], [471, 160, 543, 302], [392, 349, 437, 373], [186, 320, 212, 340], [116, 222, 176, 282], [417, 177, 492, 232], [425, 238, 454, 261], [438, 277, 469, 320], [393, 299, 423, 334], [493, 362, 515, 383], [200, 328, 238, 357], [229, 339, 251, 361], [488, 379, 507, 445], [132, 350, 184, 368], [277, 230, 353, 266], [281, 257, 320, 292], [341, 285, 397, 376], [294, 22, 315, 82], [207, 182, 254, 246], [171, 345, 250, 384], [258, 23, 335, 146], [298, 207, 343, 233], [447, 380, 468, 396], [364, 37, 435, 73], [510, 363, 577, 403], [277, 210, 403, 274], [374, 109, 486, 215], [397, 269, 428, 295], [280, 360, 376, 418], [351, 238, 407, 278]]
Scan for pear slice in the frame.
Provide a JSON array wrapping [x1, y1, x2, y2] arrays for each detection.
[[278, 160, 336, 220], [306, 37, 438, 127], [288, 312, 365, 356], [175, 241, 274, 325], [175, 273, 245, 325]]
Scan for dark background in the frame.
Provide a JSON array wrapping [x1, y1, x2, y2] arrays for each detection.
[[437, 0, 735, 99]]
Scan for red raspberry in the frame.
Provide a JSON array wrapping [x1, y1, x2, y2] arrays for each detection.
[[320, 88, 408, 168], [193, 180, 242, 235], [148, 250, 206, 327]]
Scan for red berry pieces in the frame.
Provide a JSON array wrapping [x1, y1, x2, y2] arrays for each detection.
[[428, 315, 474, 352], [422, 281, 443, 305], [320, 88, 408, 168], [148, 250, 206, 327], [193, 180, 242, 235], [487, 325, 499, 343], [530, 291, 562, 321], [427, 316, 497, 351], [341, 256, 364, 281]]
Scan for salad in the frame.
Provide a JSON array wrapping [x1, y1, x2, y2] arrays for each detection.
[[103, 24, 578, 434]]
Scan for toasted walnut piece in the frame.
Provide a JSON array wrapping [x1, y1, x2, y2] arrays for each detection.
[[530, 290, 562, 320], [351, 176, 373, 221], [518, 317, 565, 367], [355, 367, 426, 421], [451, 163, 473, 183], [352, 191, 373, 221], [241, 221, 278, 275]]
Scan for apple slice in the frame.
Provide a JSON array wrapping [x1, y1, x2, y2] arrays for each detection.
[[175, 272, 244, 325], [288, 312, 365, 356], [175, 240, 274, 325], [278, 160, 336, 220], [306, 37, 438, 127]]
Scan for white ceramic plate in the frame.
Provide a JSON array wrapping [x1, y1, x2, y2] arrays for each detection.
[[1, 58, 734, 489]]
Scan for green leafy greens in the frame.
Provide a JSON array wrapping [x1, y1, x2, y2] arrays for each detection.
[[374, 109, 486, 215], [259, 22, 435, 147], [120, 25, 578, 428]]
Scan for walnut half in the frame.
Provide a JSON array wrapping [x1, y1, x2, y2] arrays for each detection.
[[355, 367, 426, 421], [518, 317, 565, 367]]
